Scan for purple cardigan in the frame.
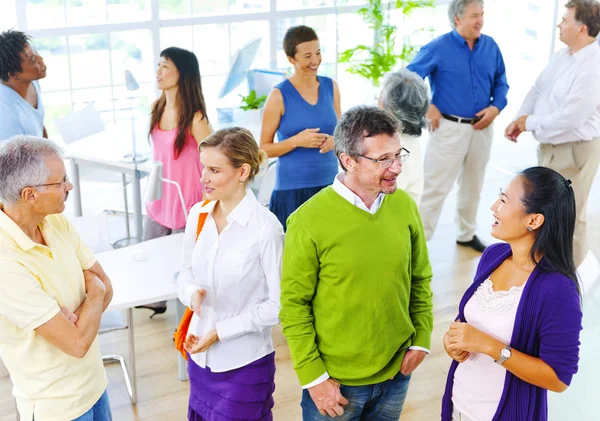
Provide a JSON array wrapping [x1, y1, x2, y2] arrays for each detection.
[[441, 243, 582, 421]]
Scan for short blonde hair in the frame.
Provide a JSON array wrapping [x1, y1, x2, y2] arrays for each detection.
[[199, 127, 267, 182]]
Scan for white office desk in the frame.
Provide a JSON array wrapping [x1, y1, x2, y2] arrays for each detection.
[[65, 127, 153, 239], [97, 233, 186, 404], [66, 122, 262, 240]]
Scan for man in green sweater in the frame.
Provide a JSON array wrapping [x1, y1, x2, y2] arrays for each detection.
[[280, 105, 434, 420]]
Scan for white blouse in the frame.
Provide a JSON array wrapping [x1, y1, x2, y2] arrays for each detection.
[[452, 278, 526, 421], [177, 190, 284, 372]]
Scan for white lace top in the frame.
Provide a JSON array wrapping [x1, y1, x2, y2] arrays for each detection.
[[452, 278, 527, 421]]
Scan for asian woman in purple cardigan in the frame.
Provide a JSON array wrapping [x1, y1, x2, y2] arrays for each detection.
[[441, 166, 583, 421]]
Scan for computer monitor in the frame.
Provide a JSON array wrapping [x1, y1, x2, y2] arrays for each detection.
[[247, 69, 287, 98], [218, 37, 262, 99]]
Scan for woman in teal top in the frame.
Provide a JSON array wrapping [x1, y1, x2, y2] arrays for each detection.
[[260, 25, 341, 230]]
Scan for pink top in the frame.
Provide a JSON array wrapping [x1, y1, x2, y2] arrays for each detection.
[[146, 126, 204, 229]]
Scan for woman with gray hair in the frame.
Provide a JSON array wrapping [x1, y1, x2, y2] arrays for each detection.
[[378, 69, 429, 204]]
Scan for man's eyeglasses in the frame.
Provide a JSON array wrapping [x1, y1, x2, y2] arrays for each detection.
[[358, 148, 410, 169], [31, 175, 71, 189]]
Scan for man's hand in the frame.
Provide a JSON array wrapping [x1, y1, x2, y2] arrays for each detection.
[[426, 104, 443, 132], [308, 378, 349, 417], [83, 262, 113, 311], [184, 329, 219, 354], [473, 106, 500, 130], [84, 270, 106, 298], [190, 289, 207, 318], [515, 115, 529, 132], [504, 121, 523, 142], [399, 349, 427, 376]]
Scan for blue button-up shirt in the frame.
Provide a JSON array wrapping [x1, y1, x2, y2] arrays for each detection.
[[407, 30, 509, 119]]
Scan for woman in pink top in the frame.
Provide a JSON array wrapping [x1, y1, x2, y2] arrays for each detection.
[[139, 46, 211, 317]]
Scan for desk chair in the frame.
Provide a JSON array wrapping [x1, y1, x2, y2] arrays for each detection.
[[255, 161, 277, 207], [70, 213, 134, 400]]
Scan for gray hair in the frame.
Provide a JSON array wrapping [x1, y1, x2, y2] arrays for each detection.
[[448, 0, 484, 29], [0, 136, 64, 204], [380, 69, 429, 137], [334, 105, 401, 171]]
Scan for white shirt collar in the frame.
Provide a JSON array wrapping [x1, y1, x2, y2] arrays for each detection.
[[571, 39, 600, 63], [331, 172, 385, 214], [198, 188, 258, 228]]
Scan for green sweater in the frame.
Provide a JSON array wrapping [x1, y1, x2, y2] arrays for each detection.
[[280, 186, 433, 387]]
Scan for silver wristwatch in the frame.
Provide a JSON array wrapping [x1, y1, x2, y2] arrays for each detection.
[[495, 346, 512, 365]]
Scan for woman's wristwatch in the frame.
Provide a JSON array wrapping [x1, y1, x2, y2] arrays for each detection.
[[495, 345, 512, 365]]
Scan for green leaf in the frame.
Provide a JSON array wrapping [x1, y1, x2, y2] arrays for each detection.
[[239, 89, 267, 110], [338, 0, 434, 86]]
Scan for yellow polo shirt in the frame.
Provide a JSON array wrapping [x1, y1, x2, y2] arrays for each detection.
[[0, 206, 107, 421]]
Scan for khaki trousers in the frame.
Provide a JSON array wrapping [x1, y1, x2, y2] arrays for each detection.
[[419, 119, 494, 241], [538, 138, 600, 267]]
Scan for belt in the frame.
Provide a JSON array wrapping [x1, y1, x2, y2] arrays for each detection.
[[442, 113, 476, 124]]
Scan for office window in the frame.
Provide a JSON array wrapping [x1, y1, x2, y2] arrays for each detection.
[[43, 91, 72, 136], [26, 0, 67, 29], [110, 30, 154, 87], [193, 23, 231, 76], [106, 0, 151, 24], [192, 0, 269, 15], [160, 26, 194, 51], [277, 0, 363, 11], [276, 14, 339, 72], [525, 28, 538, 39], [69, 34, 112, 89], [25, 0, 150, 29], [158, 0, 189, 17], [33, 36, 70, 91], [160, 0, 269, 17], [230, 20, 270, 70], [1, 1, 17, 29]]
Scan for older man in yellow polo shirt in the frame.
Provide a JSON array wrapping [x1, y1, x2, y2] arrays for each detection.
[[0, 136, 114, 421]]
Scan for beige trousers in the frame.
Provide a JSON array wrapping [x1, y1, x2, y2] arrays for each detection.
[[538, 138, 600, 267], [419, 119, 494, 241]]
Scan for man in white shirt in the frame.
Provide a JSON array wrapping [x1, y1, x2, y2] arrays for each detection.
[[505, 0, 600, 270]]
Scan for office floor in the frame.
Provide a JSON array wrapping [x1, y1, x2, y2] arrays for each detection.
[[1, 130, 598, 421]]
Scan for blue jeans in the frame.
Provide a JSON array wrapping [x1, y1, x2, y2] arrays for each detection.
[[301, 374, 411, 421], [71, 390, 112, 421]]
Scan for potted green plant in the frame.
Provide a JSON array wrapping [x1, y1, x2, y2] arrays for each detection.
[[239, 89, 267, 125], [338, 0, 434, 87]]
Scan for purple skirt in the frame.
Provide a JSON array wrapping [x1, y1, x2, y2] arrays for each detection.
[[187, 352, 276, 421]]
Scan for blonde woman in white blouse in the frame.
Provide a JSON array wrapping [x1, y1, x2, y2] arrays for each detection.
[[177, 127, 284, 421]]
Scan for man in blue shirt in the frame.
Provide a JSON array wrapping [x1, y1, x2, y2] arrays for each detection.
[[0, 30, 47, 142], [407, 0, 509, 252]]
